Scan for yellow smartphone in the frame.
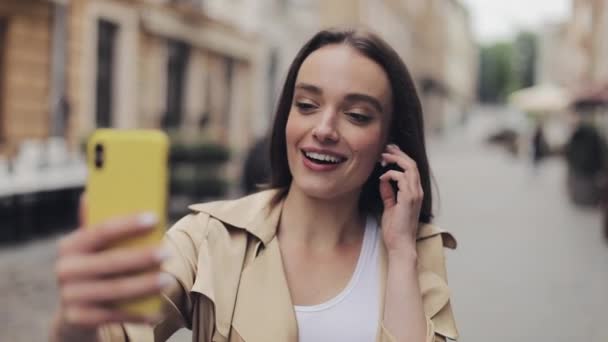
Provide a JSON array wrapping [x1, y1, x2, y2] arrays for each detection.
[[85, 129, 169, 315]]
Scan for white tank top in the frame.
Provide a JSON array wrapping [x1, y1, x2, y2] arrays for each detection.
[[294, 216, 381, 342]]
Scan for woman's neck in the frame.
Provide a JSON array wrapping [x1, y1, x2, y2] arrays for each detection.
[[278, 185, 365, 251]]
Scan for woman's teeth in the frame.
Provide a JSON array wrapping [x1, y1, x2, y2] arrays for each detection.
[[304, 152, 343, 164]]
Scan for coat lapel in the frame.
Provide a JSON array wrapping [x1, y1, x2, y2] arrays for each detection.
[[190, 190, 298, 342], [231, 237, 298, 342]]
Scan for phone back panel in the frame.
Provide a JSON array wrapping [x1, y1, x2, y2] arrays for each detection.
[[85, 129, 169, 314]]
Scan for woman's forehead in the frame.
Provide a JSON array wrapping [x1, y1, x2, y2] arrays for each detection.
[[295, 45, 392, 106]]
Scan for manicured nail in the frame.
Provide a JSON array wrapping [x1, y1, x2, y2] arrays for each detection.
[[137, 213, 158, 228], [154, 248, 171, 262], [158, 273, 172, 288], [388, 144, 398, 150], [380, 160, 387, 167]]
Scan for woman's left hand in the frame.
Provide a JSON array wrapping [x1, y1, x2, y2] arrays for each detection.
[[378, 144, 424, 255]]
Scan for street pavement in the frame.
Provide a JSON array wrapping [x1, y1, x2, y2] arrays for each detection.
[[429, 117, 607, 342], [1, 111, 606, 342]]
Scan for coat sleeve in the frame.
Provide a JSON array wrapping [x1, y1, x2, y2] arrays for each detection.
[[97, 213, 215, 342], [379, 230, 459, 342]]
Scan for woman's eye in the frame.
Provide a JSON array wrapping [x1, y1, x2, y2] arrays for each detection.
[[295, 102, 317, 112], [346, 112, 371, 123]]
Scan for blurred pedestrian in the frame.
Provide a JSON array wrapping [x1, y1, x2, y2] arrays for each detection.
[[565, 123, 607, 206], [531, 122, 549, 167], [51, 28, 458, 342], [241, 135, 271, 194], [602, 174, 608, 242]]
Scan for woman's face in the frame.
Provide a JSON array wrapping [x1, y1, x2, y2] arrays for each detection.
[[285, 44, 393, 200]]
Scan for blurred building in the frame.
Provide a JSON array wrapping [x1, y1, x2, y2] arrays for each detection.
[[0, 0, 61, 157], [202, 0, 320, 137], [0, 0, 294, 188], [70, 0, 267, 152], [0, 0, 477, 187], [537, 0, 608, 87], [537, 22, 581, 87], [319, 0, 478, 134]]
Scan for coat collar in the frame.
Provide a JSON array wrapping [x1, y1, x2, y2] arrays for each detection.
[[189, 189, 282, 246], [188, 189, 457, 249]]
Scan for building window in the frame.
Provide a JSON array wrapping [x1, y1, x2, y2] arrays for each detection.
[[95, 19, 118, 128], [0, 19, 7, 143], [222, 57, 234, 129], [200, 70, 212, 128], [267, 48, 279, 119], [163, 40, 190, 129], [50, 5, 68, 137]]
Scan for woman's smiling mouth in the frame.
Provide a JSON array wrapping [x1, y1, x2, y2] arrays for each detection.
[[301, 148, 347, 171]]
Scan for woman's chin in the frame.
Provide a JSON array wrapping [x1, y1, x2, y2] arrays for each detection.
[[291, 180, 355, 201]]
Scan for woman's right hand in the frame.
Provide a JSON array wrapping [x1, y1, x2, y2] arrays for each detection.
[[51, 198, 171, 341]]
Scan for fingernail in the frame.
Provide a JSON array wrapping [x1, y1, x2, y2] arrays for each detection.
[[388, 144, 398, 150], [137, 213, 158, 228], [154, 248, 171, 262], [380, 160, 387, 167], [158, 273, 172, 288]]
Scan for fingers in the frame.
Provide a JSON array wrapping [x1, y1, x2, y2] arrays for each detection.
[[59, 213, 158, 255], [379, 170, 412, 198], [56, 246, 170, 283], [385, 144, 418, 169], [379, 144, 424, 202], [381, 146, 420, 182], [62, 305, 159, 327], [379, 175, 397, 208], [381, 153, 421, 191], [61, 271, 172, 305], [55, 211, 167, 331]]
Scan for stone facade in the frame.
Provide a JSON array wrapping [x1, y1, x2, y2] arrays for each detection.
[[0, 0, 477, 168], [0, 0, 267, 186], [318, 0, 477, 134], [0, 0, 54, 156], [538, 0, 608, 88]]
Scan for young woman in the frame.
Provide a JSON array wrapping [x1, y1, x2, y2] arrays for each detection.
[[51, 28, 458, 342]]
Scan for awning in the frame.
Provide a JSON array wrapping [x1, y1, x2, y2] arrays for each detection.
[[508, 84, 570, 114], [140, 7, 258, 61]]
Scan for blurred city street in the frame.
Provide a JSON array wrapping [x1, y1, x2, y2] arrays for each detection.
[[430, 110, 607, 342], [1, 109, 606, 342]]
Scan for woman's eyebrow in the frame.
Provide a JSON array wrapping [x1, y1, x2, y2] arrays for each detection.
[[295, 83, 322, 95], [295, 82, 384, 113], [344, 93, 384, 114]]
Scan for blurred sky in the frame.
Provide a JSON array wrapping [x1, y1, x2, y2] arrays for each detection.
[[461, 0, 571, 43]]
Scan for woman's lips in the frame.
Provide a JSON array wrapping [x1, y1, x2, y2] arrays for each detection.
[[301, 150, 345, 172]]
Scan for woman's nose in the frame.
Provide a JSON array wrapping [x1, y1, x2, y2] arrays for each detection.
[[312, 111, 339, 143]]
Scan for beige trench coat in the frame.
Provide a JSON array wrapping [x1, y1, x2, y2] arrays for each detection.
[[99, 190, 459, 342]]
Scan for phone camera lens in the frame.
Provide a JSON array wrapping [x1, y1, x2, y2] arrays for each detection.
[[94, 144, 104, 169]]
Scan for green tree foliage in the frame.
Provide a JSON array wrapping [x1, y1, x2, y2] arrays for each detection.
[[478, 42, 516, 103], [477, 31, 538, 104], [514, 31, 537, 89]]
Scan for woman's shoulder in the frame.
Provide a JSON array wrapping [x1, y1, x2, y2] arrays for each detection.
[[415, 223, 457, 284], [416, 223, 457, 249], [415, 223, 459, 340], [167, 189, 282, 245], [187, 189, 279, 222]]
